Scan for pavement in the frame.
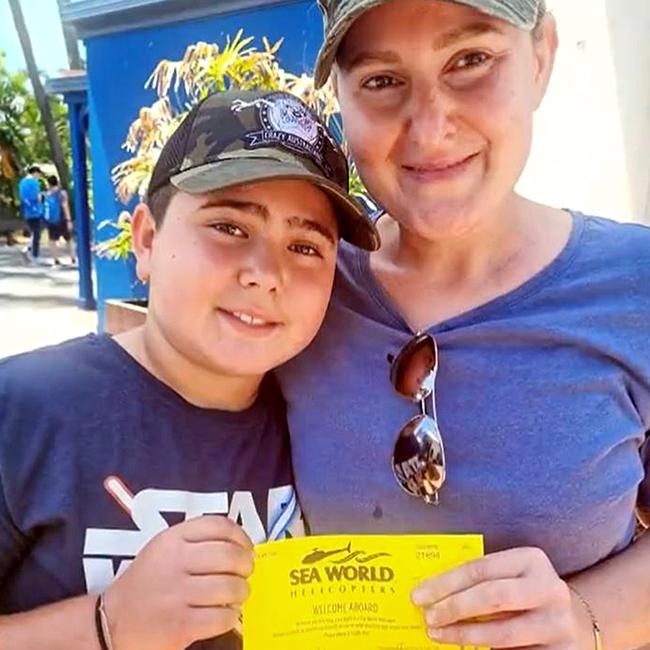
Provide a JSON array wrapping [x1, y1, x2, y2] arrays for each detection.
[[0, 244, 98, 360]]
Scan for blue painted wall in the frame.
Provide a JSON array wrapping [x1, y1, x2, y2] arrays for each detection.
[[86, 0, 322, 324]]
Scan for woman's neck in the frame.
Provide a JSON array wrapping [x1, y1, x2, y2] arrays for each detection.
[[114, 323, 263, 411], [371, 195, 572, 331], [381, 195, 535, 284]]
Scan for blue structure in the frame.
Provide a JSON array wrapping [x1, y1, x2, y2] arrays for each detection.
[[45, 72, 96, 310], [59, 0, 323, 328]]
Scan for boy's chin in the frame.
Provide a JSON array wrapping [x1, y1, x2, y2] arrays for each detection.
[[203, 344, 306, 379]]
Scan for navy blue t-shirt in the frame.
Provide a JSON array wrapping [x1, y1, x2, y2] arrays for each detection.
[[0, 335, 303, 649]]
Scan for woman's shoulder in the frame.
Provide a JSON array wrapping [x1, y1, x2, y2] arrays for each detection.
[[577, 211, 650, 254], [571, 211, 650, 277], [559, 212, 650, 319], [335, 239, 362, 275]]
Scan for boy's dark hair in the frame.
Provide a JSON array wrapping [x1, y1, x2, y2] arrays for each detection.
[[47, 175, 59, 187], [146, 184, 176, 227], [28, 165, 42, 175]]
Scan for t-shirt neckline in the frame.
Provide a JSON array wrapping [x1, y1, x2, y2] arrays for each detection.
[[93, 334, 273, 426], [354, 210, 586, 334]]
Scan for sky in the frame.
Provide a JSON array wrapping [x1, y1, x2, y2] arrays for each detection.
[[1, 0, 78, 76]]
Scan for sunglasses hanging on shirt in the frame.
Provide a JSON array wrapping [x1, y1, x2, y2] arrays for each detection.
[[389, 333, 446, 505]]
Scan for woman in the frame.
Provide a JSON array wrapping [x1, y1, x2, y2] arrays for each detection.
[[279, 1, 650, 648]]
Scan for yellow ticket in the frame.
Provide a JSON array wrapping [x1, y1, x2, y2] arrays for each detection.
[[243, 534, 484, 650]]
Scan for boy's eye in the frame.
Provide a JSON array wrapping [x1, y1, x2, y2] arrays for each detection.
[[289, 243, 323, 258], [211, 222, 246, 237], [362, 75, 402, 91], [449, 51, 492, 72]]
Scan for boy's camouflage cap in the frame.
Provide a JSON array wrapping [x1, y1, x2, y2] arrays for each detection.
[[314, 0, 546, 88], [147, 89, 380, 251]]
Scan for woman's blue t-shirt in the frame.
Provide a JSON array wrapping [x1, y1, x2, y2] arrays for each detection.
[[279, 212, 650, 576]]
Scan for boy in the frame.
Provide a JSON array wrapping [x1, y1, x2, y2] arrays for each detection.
[[44, 175, 77, 266], [0, 90, 379, 650]]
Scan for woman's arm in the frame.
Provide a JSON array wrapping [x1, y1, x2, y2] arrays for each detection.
[[571, 529, 650, 650], [412, 531, 650, 650]]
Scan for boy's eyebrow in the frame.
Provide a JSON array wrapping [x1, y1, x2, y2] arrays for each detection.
[[199, 198, 270, 220], [199, 197, 336, 244], [286, 216, 336, 245], [343, 21, 505, 70]]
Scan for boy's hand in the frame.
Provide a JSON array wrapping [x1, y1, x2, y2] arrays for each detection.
[[411, 547, 587, 649], [103, 515, 254, 650]]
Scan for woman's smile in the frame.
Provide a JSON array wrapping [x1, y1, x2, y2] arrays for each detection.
[[399, 151, 482, 184]]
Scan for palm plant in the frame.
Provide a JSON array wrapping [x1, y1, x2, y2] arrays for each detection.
[[0, 134, 20, 182], [0, 52, 70, 211], [97, 31, 365, 261], [0, 111, 23, 215], [0, 59, 27, 204]]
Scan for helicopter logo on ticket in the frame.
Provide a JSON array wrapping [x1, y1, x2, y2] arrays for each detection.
[[243, 533, 484, 650]]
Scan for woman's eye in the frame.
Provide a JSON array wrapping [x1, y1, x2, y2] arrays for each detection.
[[289, 243, 322, 258], [362, 75, 402, 91], [211, 223, 246, 237], [450, 51, 492, 72]]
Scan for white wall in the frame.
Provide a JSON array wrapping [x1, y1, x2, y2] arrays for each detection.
[[517, 0, 650, 224]]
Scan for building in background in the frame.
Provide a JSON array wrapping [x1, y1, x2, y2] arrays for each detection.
[[519, 0, 650, 224]]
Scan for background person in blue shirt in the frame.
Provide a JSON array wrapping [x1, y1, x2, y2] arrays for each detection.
[[44, 175, 77, 266], [17, 164, 44, 261]]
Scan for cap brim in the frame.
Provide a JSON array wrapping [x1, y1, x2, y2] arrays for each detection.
[[314, 0, 536, 88], [170, 156, 381, 252]]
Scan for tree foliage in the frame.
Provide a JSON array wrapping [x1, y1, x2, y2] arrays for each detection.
[[0, 51, 70, 210], [111, 31, 342, 206]]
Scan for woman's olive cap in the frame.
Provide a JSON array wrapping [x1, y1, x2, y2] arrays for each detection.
[[314, 0, 546, 88]]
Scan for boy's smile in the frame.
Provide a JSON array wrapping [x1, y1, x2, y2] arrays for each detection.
[[218, 309, 280, 330]]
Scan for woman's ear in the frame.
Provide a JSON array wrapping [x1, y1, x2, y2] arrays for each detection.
[[131, 202, 156, 284], [532, 13, 559, 110]]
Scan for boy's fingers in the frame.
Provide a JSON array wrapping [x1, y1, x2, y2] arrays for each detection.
[[184, 541, 254, 578], [188, 605, 242, 643], [185, 574, 250, 608], [182, 515, 254, 549]]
